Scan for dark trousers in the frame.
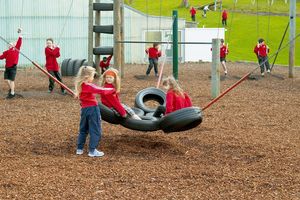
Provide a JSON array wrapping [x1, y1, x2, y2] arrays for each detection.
[[191, 15, 195, 22], [222, 19, 227, 26], [258, 56, 270, 73], [77, 106, 102, 152], [48, 71, 64, 91], [146, 58, 158, 75]]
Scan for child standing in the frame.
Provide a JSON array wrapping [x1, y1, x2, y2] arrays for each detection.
[[202, 5, 210, 18], [222, 10, 228, 26], [220, 39, 229, 75], [45, 38, 66, 94], [75, 66, 115, 157], [162, 76, 192, 114], [100, 68, 141, 120], [190, 6, 197, 22], [145, 43, 161, 77], [254, 38, 270, 77], [99, 55, 113, 74], [0, 28, 22, 99]]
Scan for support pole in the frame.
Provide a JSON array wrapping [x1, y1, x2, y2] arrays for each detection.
[[211, 38, 220, 98], [114, 0, 122, 75], [172, 10, 178, 80], [88, 0, 94, 66], [289, 0, 296, 78], [120, 0, 125, 78], [94, 0, 101, 73]]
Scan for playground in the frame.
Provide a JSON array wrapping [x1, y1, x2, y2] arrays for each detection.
[[0, 63, 299, 199]]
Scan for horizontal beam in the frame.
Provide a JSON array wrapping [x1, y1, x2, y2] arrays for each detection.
[[93, 3, 113, 11], [93, 46, 113, 55], [93, 25, 114, 34], [116, 41, 212, 44]]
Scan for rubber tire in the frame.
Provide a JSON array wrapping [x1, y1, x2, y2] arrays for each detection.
[[135, 87, 166, 113], [160, 107, 203, 133], [98, 103, 121, 124], [119, 117, 161, 132], [73, 59, 86, 76], [61, 58, 71, 76], [66, 59, 77, 76], [131, 107, 145, 117]]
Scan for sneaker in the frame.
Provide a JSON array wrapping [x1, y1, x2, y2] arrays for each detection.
[[76, 149, 84, 155], [267, 69, 271, 73], [261, 73, 265, 77], [61, 90, 67, 95], [6, 93, 15, 99], [48, 90, 53, 93], [224, 71, 228, 76], [8, 89, 11, 95], [88, 149, 104, 157], [155, 73, 159, 77]]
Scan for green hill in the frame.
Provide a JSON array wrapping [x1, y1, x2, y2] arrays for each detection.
[[125, 0, 300, 66]]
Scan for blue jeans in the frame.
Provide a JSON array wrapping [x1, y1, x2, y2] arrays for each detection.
[[146, 58, 158, 75], [77, 106, 102, 152]]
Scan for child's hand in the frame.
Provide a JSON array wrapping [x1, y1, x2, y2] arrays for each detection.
[[17, 28, 22, 33]]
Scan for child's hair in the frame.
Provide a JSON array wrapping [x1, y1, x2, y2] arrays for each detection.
[[46, 38, 54, 43], [103, 57, 107, 61], [258, 38, 264, 44], [101, 68, 121, 93], [153, 43, 159, 48], [162, 76, 184, 97], [74, 66, 96, 96], [220, 38, 224, 43]]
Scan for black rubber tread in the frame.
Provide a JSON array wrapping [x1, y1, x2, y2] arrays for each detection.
[[66, 59, 77, 76], [160, 107, 203, 133], [119, 117, 161, 132], [98, 103, 121, 124], [131, 107, 145, 117], [93, 25, 114, 34], [134, 87, 166, 113], [93, 3, 113, 11], [61, 58, 71, 76], [73, 59, 86, 76], [93, 46, 114, 55]]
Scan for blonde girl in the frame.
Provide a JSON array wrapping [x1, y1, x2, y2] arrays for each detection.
[[75, 66, 114, 157]]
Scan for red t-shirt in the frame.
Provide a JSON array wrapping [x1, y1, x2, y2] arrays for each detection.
[[165, 90, 192, 114], [100, 83, 127, 117], [220, 45, 229, 58], [0, 36, 22, 68], [145, 47, 161, 59], [79, 82, 114, 108], [45, 47, 60, 71], [99, 55, 112, 69], [190, 8, 197, 16], [222, 11, 228, 20], [254, 44, 269, 57]]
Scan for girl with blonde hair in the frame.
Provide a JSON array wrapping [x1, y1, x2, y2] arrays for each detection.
[[162, 76, 192, 114], [75, 66, 115, 157], [100, 68, 141, 120]]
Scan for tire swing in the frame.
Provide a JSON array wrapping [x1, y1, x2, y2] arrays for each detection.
[[98, 103, 161, 132], [160, 107, 203, 133], [134, 87, 166, 113]]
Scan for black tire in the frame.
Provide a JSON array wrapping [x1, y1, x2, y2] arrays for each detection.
[[160, 107, 203, 133], [73, 59, 86, 76], [98, 103, 121, 124], [119, 117, 161, 132], [131, 107, 144, 117], [67, 59, 77, 76], [135, 87, 166, 113], [61, 58, 71, 76]]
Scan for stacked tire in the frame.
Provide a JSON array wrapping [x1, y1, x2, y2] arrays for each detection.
[[61, 58, 95, 76]]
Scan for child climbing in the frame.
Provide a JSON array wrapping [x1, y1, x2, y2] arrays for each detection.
[[99, 55, 113, 74], [254, 38, 270, 77], [220, 39, 229, 75], [0, 28, 22, 99], [145, 43, 161, 77], [162, 76, 192, 114], [75, 66, 115, 157], [45, 38, 66, 94], [100, 68, 141, 120]]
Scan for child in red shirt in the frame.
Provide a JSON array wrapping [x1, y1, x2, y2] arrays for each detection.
[[222, 10, 228, 26], [145, 43, 161, 77], [220, 39, 229, 75], [0, 28, 22, 99], [99, 55, 112, 74], [254, 38, 270, 77], [100, 68, 141, 120], [190, 7, 197, 22], [162, 76, 192, 114], [45, 38, 65, 94], [75, 66, 115, 157]]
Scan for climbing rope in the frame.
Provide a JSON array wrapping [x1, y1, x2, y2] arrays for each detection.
[[58, 0, 74, 44]]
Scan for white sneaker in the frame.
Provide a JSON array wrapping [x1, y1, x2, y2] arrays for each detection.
[[132, 114, 142, 120], [76, 149, 84, 155], [88, 149, 104, 157], [267, 69, 270, 73], [261, 73, 265, 77]]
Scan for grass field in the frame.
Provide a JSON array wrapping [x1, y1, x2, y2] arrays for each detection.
[[125, 0, 300, 66]]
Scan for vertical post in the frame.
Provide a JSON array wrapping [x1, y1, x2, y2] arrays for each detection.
[[94, 0, 101, 73], [114, 0, 122, 74], [172, 10, 178, 80], [211, 39, 220, 98], [289, 0, 296, 78], [214, 0, 217, 11], [120, 0, 125, 78], [88, 0, 94, 66]]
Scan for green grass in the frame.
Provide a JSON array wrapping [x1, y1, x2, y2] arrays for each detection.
[[125, 0, 300, 66]]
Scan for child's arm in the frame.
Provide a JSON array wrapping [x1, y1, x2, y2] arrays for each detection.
[[85, 83, 115, 95], [45, 47, 60, 57], [185, 93, 193, 107], [15, 36, 22, 50], [106, 55, 113, 64], [103, 94, 127, 117], [165, 92, 174, 114], [0, 51, 7, 60]]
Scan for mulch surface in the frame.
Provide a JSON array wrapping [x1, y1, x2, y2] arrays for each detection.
[[0, 62, 299, 199]]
